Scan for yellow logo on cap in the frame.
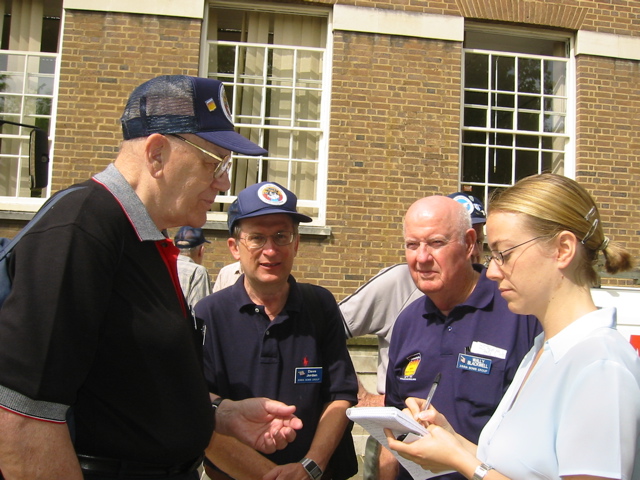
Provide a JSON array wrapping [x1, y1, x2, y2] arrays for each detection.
[[205, 98, 217, 112]]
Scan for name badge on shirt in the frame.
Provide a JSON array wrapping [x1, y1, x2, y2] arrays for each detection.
[[457, 353, 492, 375], [295, 367, 323, 384], [470, 341, 507, 359]]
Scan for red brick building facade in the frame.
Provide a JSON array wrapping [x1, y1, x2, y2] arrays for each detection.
[[1, 0, 639, 296]]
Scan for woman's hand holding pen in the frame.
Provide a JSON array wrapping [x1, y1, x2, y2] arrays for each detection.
[[384, 400, 478, 475], [404, 397, 453, 433]]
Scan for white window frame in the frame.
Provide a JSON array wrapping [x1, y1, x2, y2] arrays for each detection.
[[200, 1, 333, 226], [0, 1, 62, 213], [459, 24, 576, 201]]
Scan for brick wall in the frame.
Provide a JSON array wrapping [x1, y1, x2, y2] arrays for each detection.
[[575, 55, 640, 286], [2, 0, 639, 295], [53, 10, 202, 191]]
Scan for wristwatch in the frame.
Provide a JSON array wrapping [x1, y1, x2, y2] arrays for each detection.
[[211, 397, 224, 431], [300, 457, 323, 480], [472, 463, 493, 480]]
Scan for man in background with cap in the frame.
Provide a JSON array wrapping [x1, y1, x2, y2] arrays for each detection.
[[0, 75, 302, 480], [195, 182, 358, 480], [174, 226, 213, 308], [384, 195, 540, 480]]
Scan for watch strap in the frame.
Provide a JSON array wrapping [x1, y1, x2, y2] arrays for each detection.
[[300, 457, 323, 480], [472, 463, 493, 480], [211, 397, 224, 431]]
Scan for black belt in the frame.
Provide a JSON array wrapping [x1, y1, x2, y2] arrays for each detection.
[[77, 453, 203, 478]]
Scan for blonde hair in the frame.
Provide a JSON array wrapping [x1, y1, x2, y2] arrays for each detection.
[[489, 173, 633, 286]]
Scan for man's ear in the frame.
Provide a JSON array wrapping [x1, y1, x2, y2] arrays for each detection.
[[143, 134, 170, 178], [556, 230, 578, 269], [228, 237, 241, 260], [464, 228, 477, 258]]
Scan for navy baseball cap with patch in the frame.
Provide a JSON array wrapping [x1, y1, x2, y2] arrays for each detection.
[[121, 75, 267, 156], [174, 226, 211, 249], [227, 182, 312, 234], [447, 192, 486, 225]]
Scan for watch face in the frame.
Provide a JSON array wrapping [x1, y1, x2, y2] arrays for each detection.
[[302, 458, 323, 480]]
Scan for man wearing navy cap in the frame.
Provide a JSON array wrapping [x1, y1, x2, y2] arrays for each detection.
[[174, 226, 212, 308], [195, 182, 358, 480], [0, 76, 302, 480]]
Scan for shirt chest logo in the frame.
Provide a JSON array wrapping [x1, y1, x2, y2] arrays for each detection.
[[400, 353, 421, 381]]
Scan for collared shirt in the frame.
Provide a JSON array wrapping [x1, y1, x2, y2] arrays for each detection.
[[0, 164, 213, 465], [340, 263, 424, 394], [177, 254, 212, 308], [478, 307, 640, 479], [196, 275, 358, 466], [212, 261, 242, 292], [386, 265, 541, 480]]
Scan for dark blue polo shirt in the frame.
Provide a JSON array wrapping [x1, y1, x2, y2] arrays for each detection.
[[386, 265, 541, 480], [195, 276, 358, 466]]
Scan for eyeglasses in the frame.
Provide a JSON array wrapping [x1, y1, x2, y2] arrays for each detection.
[[404, 238, 452, 252], [484, 235, 548, 267], [239, 231, 296, 250], [171, 134, 232, 178]]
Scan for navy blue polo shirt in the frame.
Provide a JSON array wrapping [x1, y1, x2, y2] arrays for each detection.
[[386, 265, 541, 480], [195, 276, 358, 466]]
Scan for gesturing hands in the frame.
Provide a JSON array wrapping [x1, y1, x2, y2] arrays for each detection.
[[214, 397, 303, 454]]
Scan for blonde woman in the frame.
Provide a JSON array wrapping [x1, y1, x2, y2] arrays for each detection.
[[386, 173, 640, 480]]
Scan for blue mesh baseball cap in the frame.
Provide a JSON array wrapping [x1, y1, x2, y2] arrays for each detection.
[[121, 75, 267, 156], [227, 182, 312, 234], [447, 192, 486, 225]]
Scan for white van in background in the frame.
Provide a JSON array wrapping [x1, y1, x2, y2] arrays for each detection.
[[591, 286, 640, 350]]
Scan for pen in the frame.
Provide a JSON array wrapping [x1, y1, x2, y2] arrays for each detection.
[[421, 372, 441, 412]]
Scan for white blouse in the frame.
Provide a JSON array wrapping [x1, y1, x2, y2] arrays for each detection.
[[477, 307, 640, 479]]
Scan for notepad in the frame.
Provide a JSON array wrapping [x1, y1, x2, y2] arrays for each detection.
[[346, 406, 454, 480]]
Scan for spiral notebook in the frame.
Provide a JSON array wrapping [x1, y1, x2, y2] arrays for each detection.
[[346, 406, 454, 480]]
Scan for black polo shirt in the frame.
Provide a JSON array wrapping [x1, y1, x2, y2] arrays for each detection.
[[0, 164, 213, 465], [196, 276, 358, 465]]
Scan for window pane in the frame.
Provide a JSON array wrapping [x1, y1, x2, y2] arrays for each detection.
[[464, 107, 487, 127], [495, 133, 512, 146], [492, 110, 513, 130], [515, 149, 538, 179], [544, 60, 566, 95], [465, 53, 488, 89], [544, 114, 565, 133], [493, 56, 515, 92], [518, 95, 540, 111], [462, 146, 486, 182], [464, 90, 487, 105], [516, 134, 538, 149], [518, 57, 541, 93], [488, 148, 512, 184], [517, 111, 539, 131], [463, 130, 486, 144]]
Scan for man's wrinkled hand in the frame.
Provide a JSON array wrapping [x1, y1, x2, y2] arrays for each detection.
[[215, 397, 303, 454]]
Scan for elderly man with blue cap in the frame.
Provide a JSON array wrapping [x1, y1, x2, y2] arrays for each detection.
[[195, 182, 358, 480], [0, 76, 302, 480]]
